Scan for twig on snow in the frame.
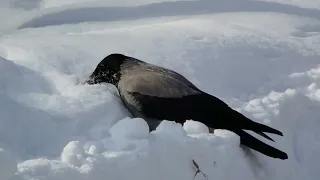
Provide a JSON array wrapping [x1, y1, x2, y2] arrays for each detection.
[[192, 159, 208, 180]]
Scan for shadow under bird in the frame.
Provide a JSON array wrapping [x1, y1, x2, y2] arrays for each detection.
[[85, 53, 288, 160]]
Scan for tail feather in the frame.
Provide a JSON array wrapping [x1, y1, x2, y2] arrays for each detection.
[[234, 129, 288, 160], [232, 110, 283, 137], [255, 131, 275, 142], [250, 120, 283, 136]]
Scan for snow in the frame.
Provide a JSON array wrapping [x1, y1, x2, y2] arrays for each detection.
[[261, 0, 320, 9], [0, 0, 319, 180], [184, 120, 209, 134], [109, 117, 150, 139], [0, 148, 17, 180]]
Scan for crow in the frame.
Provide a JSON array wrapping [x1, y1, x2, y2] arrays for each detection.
[[85, 53, 288, 160]]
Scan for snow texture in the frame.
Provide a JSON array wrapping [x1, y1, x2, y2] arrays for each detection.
[[0, 0, 320, 180]]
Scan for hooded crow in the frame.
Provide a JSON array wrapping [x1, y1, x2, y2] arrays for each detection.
[[86, 53, 288, 160]]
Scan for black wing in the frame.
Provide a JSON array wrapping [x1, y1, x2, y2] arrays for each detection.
[[128, 92, 288, 160], [128, 91, 230, 126]]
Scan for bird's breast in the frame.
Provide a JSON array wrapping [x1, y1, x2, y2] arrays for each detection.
[[118, 88, 142, 110]]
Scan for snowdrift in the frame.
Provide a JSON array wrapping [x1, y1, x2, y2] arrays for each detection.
[[0, 0, 320, 180]]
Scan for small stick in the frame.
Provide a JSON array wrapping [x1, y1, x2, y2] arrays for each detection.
[[192, 159, 208, 180]]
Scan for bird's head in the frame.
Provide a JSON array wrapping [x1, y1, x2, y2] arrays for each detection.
[[85, 53, 130, 86]]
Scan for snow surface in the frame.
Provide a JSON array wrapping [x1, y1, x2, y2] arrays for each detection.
[[0, 0, 320, 180]]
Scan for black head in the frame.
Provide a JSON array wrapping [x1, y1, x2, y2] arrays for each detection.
[[86, 53, 130, 85]]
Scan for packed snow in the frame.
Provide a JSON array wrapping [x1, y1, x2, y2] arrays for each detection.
[[0, 0, 319, 180]]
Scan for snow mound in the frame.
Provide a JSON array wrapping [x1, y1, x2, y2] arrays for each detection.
[[109, 117, 150, 139], [16, 121, 250, 180], [155, 120, 187, 137], [183, 120, 209, 134], [61, 141, 86, 166]]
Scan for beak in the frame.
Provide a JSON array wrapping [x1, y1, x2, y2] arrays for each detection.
[[84, 75, 95, 85]]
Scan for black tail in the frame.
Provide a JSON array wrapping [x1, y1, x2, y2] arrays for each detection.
[[249, 119, 283, 136], [186, 93, 288, 159], [231, 109, 283, 138], [255, 131, 275, 142], [233, 129, 288, 160], [227, 110, 288, 159]]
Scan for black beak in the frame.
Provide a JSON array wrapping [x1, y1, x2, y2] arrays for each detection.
[[84, 75, 96, 85], [84, 75, 108, 85]]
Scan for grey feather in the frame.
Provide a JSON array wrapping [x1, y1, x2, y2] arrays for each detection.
[[118, 59, 201, 98], [118, 59, 201, 113], [117, 59, 201, 112]]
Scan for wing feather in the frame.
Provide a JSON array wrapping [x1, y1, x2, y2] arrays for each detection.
[[118, 61, 201, 98]]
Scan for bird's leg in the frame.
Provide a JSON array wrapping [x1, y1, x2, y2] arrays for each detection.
[[144, 118, 162, 132], [209, 128, 215, 133], [240, 144, 264, 173]]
